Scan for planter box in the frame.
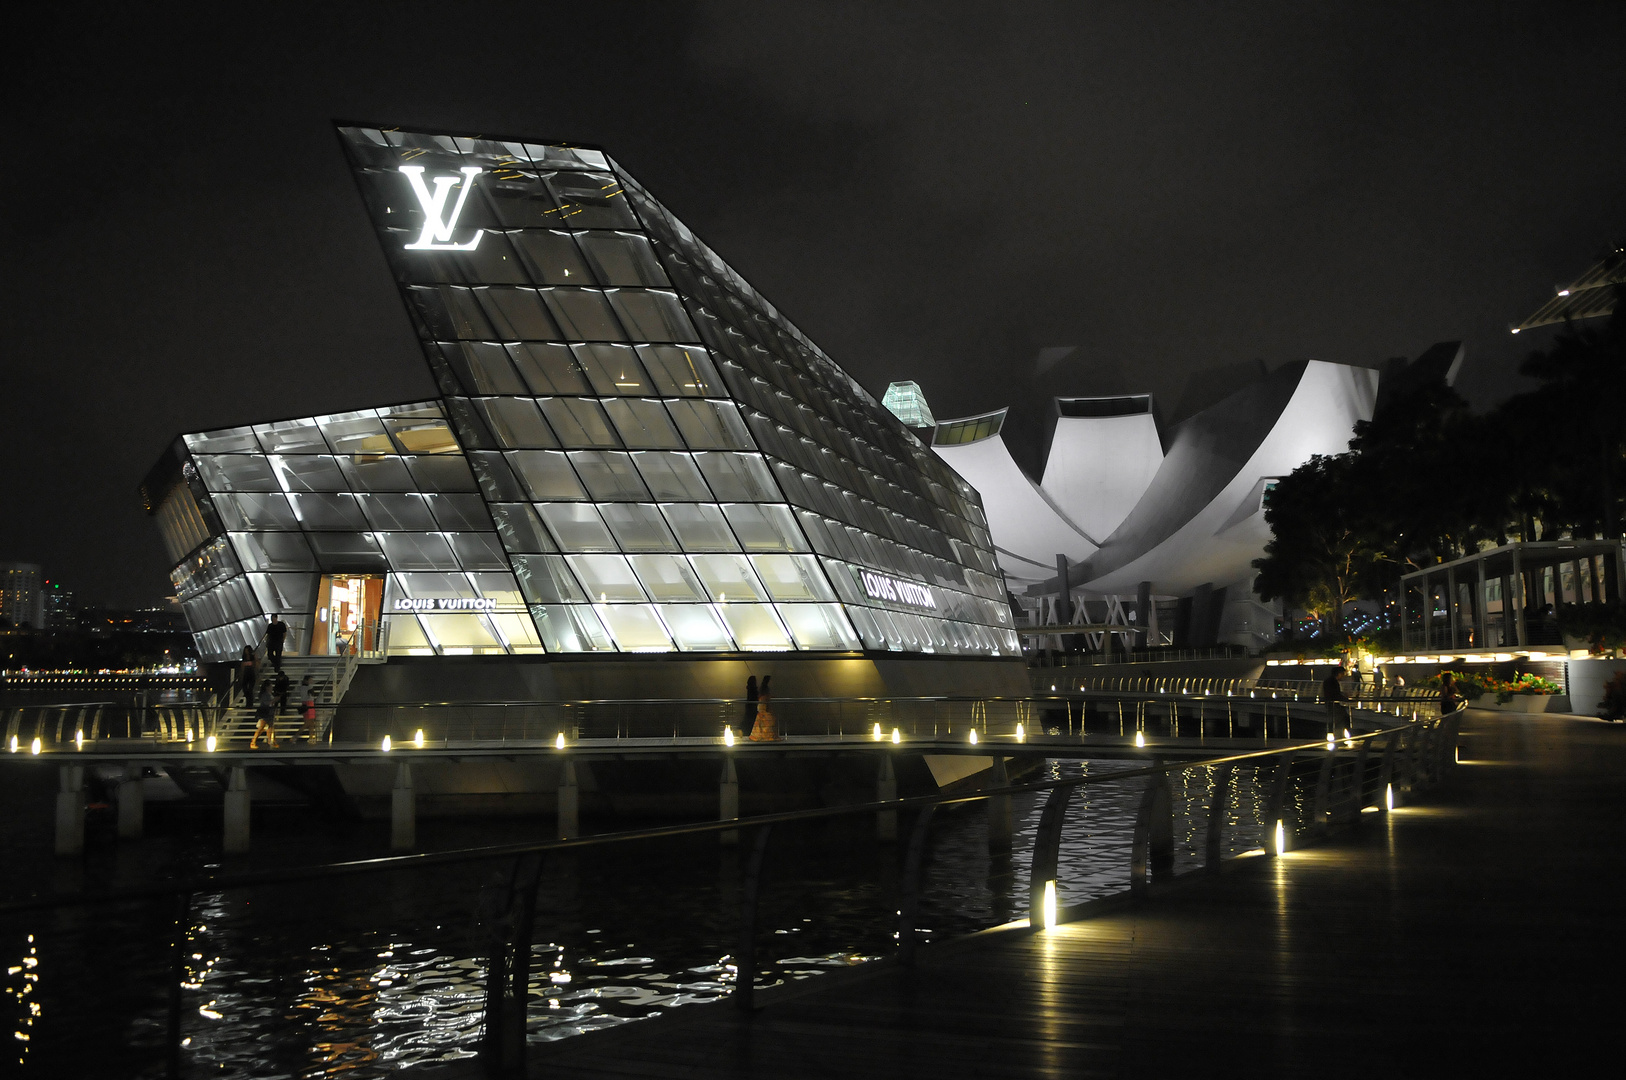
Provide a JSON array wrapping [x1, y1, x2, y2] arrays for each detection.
[[1468, 693, 1570, 714]]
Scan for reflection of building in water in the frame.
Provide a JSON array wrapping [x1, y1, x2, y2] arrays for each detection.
[[139, 123, 1027, 702]]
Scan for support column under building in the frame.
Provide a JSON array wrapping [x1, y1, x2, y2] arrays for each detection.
[[390, 763, 415, 852], [55, 765, 85, 857], [987, 756, 1012, 856], [557, 759, 579, 840], [1136, 580, 1152, 650], [876, 754, 897, 842], [223, 766, 251, 855], [117, 764, 144, 840], [719, 756, 739, 846]]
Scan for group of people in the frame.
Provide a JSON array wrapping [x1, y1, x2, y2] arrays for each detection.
[[1321, 663, 1462, 732], [234, 615, 320, 748], [743, 675, 779, 741]]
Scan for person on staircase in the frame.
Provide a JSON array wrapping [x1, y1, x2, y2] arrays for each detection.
[[250, 680, 279, 749], [266, 614, 289, 671], [749, 675, 778, 741], [236, 646, 258, 708], [299, 675, 318, 742]]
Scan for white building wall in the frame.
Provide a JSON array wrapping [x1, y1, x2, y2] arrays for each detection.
[[1040, 412, 1164, 543]]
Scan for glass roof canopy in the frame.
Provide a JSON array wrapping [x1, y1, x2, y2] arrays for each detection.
[[147, 124, 1015, 662]]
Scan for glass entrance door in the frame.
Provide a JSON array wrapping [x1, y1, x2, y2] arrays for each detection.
[[313, 575, 385, 657]]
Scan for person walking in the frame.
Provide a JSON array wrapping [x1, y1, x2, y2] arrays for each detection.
[[1321, 665, 1349, 734], [250, 680, 279, 749], [266, 614, 289, 671], [1439, 671, 1461, 715], [236, 646, 258, 708], [299, 675, 318, 741], [275, 667, 291, 720], [749, 676, 777, 741], [742, 675, 759, 735]]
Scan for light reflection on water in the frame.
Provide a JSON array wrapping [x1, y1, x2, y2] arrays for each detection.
[[9, 757, 1304, 1077]]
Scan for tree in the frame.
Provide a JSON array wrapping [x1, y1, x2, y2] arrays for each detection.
[[1253, 453, 1387, 636]]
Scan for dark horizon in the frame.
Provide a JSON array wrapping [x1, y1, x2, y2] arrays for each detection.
[[6, 2, 1624, 607]]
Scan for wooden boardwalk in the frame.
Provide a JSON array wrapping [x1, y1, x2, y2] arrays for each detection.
[[525, 711, 1626, 1078]]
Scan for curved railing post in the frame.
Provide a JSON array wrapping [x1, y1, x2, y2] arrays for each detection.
[[1348, 739, 1372, 822], [1205, 762, 1235, 868], [1130, 770, 1173, 897], [1264, 755, 1294, 854], [1311, 751, 1336, 833], [734, 824, 774, 1012], [897, 806, 939, 966], [1028, 787, 1072, 926]]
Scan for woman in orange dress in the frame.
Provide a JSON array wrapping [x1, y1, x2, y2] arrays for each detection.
[[749, 676, 777, 741]]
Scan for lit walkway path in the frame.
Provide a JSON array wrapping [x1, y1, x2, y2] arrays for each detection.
[[528, 711, 1626, 1078]]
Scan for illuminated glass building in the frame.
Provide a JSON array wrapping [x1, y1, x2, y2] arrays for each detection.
[[141, 125, 1018, 684]]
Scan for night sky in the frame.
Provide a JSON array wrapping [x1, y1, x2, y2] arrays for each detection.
[[7, 2, 1624, 607]]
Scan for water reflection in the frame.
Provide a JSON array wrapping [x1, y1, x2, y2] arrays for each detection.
[[15, 756, 1322, 1077]]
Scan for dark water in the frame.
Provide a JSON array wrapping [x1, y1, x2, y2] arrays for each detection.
[[3, 758, 1295, 1077]]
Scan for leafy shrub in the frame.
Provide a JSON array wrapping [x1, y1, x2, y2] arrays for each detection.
[[1426, 670, 1561, 703]]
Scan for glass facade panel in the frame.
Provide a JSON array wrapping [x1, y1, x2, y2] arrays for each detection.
[[246, 573, 315, 614], [666, 399, 754, 450], [405, 455, 478, 491], [690, 553, 768, 602], [661, 504, 738, 551], [531, 604, 615, 652], [358, 493, 437, 531], [216, 492, 299, 531], [694, 452, 777, 500], [510, 342, 590, 394], [338, 454, 416, 492], [428, 492, 493, 531], [597, 604, 672, 651], [539, 398, 620, 447], [627, 554, 708, 602], [599, 503, 679, 551], [778, 603, 861, 650], [308, 532, 390, 572], [195, 455, 278, 492], [750, 554, 836, 602], [512, 554, 589, 604], [578, 232, 669, 286], [632, 452, 712, 501], [255, 419, 327, 453], [607, 289, 695, 342], [475, 397, 557, 448], [716, 604, 793, 651], [507, 450, 587, 501], [565, 554, 647, 602], [538, 503, 618, 551], [447, 531, 510, 569], [638, 345, 721, 397], [231, 531, 317, 572], [604, 398, 684, 448], [724, 503, 808, 552], [376, 532, 458, 570], [509, 230, 593, 285], [569, 451, 650, 501], [489, 502, 555, 551], [287, 493, 368, 530], [419, 613, 505, 654], [542, 288, 625, 340], [573, 343, 649, 395], [658, 603, 734, 651]]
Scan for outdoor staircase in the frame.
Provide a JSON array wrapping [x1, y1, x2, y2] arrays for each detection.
[[216, 654, 360, 746]]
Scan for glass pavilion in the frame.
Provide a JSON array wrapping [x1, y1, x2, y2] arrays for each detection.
[[142, 125, 1015, 664]]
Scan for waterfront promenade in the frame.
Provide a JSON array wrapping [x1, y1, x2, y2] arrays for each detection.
[[524, 710, 1623, 1078]]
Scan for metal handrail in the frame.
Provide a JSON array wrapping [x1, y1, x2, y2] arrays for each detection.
[[4, 704, 1462, 1078]]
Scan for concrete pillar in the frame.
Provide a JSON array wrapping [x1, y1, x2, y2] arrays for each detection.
[[116, 764, 144, 840], [1446, 568, 1459, 649], [1511, 547, 1529, 647], [557, 758, 579, 840], [223, 766, 251, 855], [54, 765, 86, 856], [987, 756, 1012, 855], [719, 756, 739, 846], [390, 763, 415, 852], [876, 754, 898, 842], [1135, 580, 1152, 650], [1477, 559, 1490, 648]]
